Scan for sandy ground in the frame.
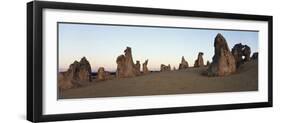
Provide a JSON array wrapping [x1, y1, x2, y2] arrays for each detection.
[[59, 60, 258, 99]]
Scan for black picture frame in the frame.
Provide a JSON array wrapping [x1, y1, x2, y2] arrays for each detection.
[[27, 1, 273, 122]]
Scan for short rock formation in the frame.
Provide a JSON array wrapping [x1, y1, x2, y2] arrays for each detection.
[[194, 52, 204, 67], [135, 60, 141, 75], [58, 57, 92, 90], [206, 33, 236, 76], [142, 60, 150, 74], [116, 47, 139, 78], [251, 52, 258, 60], [206, 61, 210, 66], [97, 67, 110, 81], [161, 64, 171, 72], [178, 56, 189, 70]]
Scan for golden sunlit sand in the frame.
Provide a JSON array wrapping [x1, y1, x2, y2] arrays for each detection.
[[59, 60, 258, 99]]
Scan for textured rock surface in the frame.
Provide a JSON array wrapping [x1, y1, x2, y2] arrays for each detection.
[[194, 52, 204, 67], [78, 57, 92, 81], [58, 72, 75, 90], [251, 52, 258, 60], [231, 43, 251, 68], [142, 60, 150, 74], [243, 45, 251, 62], [161, 64, 171, 72], [97, 67, 110, 81], [178, 56, 189, 70], [232, 43, 244, 67], [58, 57, 92, 90], [206, 33, 236, 76], [116, 47, 138, 78], [135, 60, 141, 75]]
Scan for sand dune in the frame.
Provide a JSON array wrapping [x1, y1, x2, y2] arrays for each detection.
[[59, 60, 258, 99]]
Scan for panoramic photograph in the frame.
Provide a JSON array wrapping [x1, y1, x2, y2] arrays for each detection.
[[57, 23, 259, 99]]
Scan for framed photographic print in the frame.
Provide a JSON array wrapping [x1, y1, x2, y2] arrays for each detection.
[[27, 1, 273, 122]]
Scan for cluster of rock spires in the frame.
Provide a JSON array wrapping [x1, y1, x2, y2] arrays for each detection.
[[58, 47, 151, 90], [204, 33, 257, 76], [58, 45, 213, 90], [116, 47, 135, 78], [58, 57, 92, 90], [116, 47, 149, 78], [58, 33, 258, 89]]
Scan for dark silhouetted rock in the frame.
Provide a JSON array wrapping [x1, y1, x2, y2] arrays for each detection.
[[232, 43, 244, 68], [167, 64, 171, 71], [231, 43, 252, 68], [243, 45, 251, 62], [160, 64, 165, 71], [178, 56, 189, 70], [58, 57, 92, 90], [142, 59, 150, 74], [116, 47, 138, 78], [251, 52, 258, 60], [206, 61, 210, 66], [206, 33, 236, 76], [194, 52, 204, 67], [160, 64, 171, 72]]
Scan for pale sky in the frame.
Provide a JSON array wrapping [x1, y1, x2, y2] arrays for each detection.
[[58, 23, 258, 72]]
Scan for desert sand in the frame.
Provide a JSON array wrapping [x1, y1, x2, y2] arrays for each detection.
[[59, 60, 258, 99]]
